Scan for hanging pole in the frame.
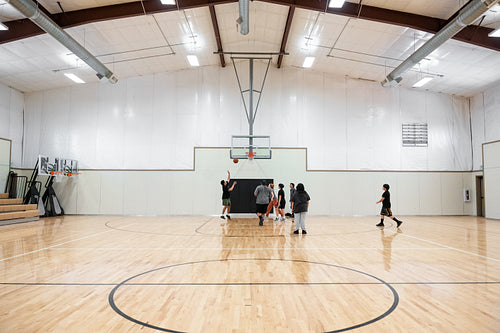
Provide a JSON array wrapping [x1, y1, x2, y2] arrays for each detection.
[[248, 59, 254, 153], [231, 56, 272, 155]]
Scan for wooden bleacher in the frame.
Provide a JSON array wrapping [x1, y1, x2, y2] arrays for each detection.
[[0, 193, 40, 226]]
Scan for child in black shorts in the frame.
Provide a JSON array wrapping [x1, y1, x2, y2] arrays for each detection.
[[376, 184, 403, 228]]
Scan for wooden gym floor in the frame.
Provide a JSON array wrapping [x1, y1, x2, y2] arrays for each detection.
[[0, 215, 499, 332]]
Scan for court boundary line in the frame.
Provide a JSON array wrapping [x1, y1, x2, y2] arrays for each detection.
[[0, 221, 136, 262], [398, 232, 500, 262], [1, 281, 499, 286], [47, 247, 448, 251]]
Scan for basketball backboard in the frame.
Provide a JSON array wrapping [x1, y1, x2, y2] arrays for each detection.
[[230, 135, 271, 159], [38, 155, 79, 176]]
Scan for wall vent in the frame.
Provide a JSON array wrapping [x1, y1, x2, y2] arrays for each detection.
[[402, 123, 428, 147]]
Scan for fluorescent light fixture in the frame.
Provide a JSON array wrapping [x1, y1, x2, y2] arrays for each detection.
[[0, 22, 8, 31], [187, 55, 199, 66], [328, 0, 346, 8], [160, 0, 176, 5], [413, 77, 433, 88], [302, 56, 315, 68], [64, 73, 85, 84], [488, 28, 500, 37]]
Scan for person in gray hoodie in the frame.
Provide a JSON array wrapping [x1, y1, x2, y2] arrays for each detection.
[[254, 180, 270, 226]]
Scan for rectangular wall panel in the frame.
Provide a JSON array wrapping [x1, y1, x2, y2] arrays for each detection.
[[484, 141, 500, 219], [11, 148, 469, 217]]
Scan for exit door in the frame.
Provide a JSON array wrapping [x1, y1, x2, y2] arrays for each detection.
[[476, 176, 485, 217]]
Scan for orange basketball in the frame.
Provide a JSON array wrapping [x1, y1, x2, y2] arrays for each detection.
[[233, 158, 239, 163]]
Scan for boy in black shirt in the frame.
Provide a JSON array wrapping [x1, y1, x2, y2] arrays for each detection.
[[220, 170, 237, 219], [376, 184, 402, 228]]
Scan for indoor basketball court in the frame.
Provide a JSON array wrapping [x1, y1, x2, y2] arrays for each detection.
[[1, 0, 500, 332]]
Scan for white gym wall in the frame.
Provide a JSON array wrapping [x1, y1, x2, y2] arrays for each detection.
[[0, 84, 23, 168], [1, 64, 500, 216], [0, 138, 11, 191], [38, 148, 472, 216], [21, 64, 473, 171]]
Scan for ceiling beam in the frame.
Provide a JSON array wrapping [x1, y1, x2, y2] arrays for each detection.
[[277, 6, 295, 68], [1, 0, 499, 52], [209, 5, 225, 67], [0, 0, 235, 44]]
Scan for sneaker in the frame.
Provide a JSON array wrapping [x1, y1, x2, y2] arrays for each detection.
[[280, 217, 285, 222], [274, 217, 279, 221], [376, 222, 384, 227], [293, 230, 299, 234], [396, 220, 403, 228], [302, 230, 307, 234], [220, 215, 225, 219], [226, 215, 231, 220]]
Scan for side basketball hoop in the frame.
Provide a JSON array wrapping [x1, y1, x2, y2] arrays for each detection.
[[51, 171, 64, 182]]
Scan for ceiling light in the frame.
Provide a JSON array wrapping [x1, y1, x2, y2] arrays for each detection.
[[488, 28, 500, 37], [0, 22, 8, 31], [413, 77, 433, 88], [160, 0, 176, 4], [302, 57, 315, 68], [187, 55, 199, 66], [64, 73, 85, 84], [328, 0, 346, 8]]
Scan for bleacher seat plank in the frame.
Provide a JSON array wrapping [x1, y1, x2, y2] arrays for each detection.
[[0, 198, 23, 205], [0, 216, 39, 226], [0, 204, 37, 213], [0, 210, 40, 221]]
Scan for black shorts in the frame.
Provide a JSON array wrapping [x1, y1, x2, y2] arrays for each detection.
[[278, 201, 286, 209], [380, 207, 392, 216], [256, 204, 268, 214]]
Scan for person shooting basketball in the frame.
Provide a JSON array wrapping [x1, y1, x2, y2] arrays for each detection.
[[220, 170, 237, 220]]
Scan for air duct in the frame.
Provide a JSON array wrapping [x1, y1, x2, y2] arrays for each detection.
[[381, 0, 499, 87], [5, 0, 118, 83], [237, 0, 249, 35]]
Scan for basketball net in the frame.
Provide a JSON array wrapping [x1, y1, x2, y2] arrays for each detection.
[[246, 151, 255, 160]]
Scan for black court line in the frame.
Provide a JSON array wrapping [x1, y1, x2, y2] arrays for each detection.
[[2, 281, 499, 286], [104, 218, 212, 237], [195, 219, 390, 238], [108, 258, 399, 333], [105, 217, 391, 238]]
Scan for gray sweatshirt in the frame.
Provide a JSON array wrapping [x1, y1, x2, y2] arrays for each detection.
[[255, 185, 270, 204]]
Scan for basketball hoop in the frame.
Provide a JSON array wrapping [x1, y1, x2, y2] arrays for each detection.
[[246, 151, 255, 160], [51, 171, 64, 182]]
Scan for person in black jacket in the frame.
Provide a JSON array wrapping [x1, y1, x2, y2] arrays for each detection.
[[290, 183, 310, 234]]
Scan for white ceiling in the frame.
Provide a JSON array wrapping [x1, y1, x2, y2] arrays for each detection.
[[0, 0, 499, 96]]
